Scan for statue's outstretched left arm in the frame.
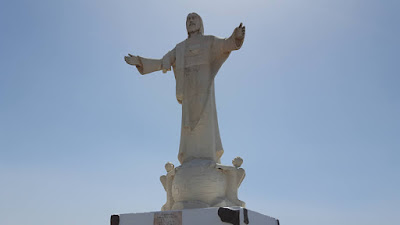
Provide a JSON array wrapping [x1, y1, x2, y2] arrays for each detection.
[[222, 23, 246, 53], [230, 23, 246, 49], [213, 23, 245, 55]]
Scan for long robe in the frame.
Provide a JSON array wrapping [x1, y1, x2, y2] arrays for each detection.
[[135, 34, 243, 164]]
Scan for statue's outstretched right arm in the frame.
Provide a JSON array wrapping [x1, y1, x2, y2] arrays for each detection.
[[125, 48, 176, 75], [124, 54, 162, 75]]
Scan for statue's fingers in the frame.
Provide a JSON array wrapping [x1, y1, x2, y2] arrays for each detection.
[[128, 53, 133, 57], [239, 23, 243, 28]]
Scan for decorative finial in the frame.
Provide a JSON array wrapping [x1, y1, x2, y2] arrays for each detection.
[[165, 162, 175, 172], [232, 157, 243, 168]]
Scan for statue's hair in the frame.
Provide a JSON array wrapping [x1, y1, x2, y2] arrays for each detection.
[[187, 12, 204, 37]]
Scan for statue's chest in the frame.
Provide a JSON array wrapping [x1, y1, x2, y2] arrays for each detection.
[[184, 41, 209, 68]]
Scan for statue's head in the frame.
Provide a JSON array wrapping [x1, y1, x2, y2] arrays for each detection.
[[186, 12, 204, 37]]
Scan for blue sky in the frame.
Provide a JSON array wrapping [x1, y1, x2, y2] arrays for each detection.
[[1, 0, 399, 225]]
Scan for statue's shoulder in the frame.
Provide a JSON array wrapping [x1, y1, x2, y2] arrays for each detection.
[[203, 35, 215, 39], [204, 35, 225, 45], [203, 35, 217, 41], [176, 40, 187, 48]]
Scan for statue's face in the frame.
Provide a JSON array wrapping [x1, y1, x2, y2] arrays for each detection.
[[186, 13, 201, 34]]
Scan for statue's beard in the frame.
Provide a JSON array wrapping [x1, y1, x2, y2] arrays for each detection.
[[188, 29, 201, 36], [188, 29, 198, 33], [187, 24, 200, 34]]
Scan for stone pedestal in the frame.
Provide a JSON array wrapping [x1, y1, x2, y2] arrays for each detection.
[[160, 158, 246, 210], [111, 207, 279, 225]]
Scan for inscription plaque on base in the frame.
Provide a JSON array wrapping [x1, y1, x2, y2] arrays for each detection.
[[153, 211, 182, 225]]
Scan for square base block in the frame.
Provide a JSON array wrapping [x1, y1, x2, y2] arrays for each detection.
[[111, 207, 279, 225]]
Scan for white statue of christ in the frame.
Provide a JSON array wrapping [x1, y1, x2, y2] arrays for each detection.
[[125, 13, 245, 165]]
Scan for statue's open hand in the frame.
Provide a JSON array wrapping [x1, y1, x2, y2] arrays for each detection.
[[124, 54, 141, 66], [234, 23, 245, 40]]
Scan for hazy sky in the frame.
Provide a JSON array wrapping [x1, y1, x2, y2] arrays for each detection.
[[1, 0, 399, 225]]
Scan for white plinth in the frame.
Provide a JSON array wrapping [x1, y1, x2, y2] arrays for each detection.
[[111, 207, 279, 225]]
